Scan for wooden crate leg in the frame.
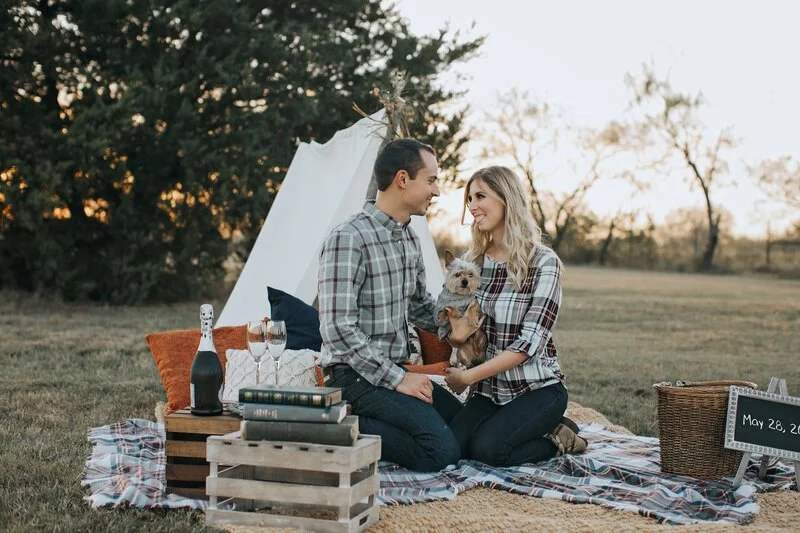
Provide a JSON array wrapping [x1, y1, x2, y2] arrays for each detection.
[[338, 470, 351, 522], [367, 462, 377, 506], [208, 461, 218, 510], [241, 465, 255, 511]]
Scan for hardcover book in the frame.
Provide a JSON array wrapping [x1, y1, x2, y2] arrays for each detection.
[[240, 415, 359, 446], [242, 402, 350, 423], [238, 385, 343, 407]]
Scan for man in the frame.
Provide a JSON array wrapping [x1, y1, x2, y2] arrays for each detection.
[[317, 138, 461, 471]]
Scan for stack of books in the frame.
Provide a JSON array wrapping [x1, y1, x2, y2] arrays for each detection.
[[237, 385, 358, 446]]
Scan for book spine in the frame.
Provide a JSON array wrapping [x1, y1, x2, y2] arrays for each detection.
[[238, 389, 343, 407], [243, 402, 349, 423], [240, 416, 359, 446]]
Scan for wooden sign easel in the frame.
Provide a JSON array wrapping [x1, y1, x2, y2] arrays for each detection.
[[732, 377, 800, 488]]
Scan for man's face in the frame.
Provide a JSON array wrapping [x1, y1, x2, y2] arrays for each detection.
[[406, 150, 440, 216]]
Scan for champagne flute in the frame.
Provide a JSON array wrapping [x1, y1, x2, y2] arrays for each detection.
[[246, 320, 268, 385], [265, 320, 287, 386]]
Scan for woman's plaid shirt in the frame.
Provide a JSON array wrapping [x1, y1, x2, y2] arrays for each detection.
[[473, 246, 565, 405], [317, 202, 438, 389]]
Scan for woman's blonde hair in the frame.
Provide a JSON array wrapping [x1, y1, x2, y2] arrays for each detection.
[[461, 166, 544, 290]]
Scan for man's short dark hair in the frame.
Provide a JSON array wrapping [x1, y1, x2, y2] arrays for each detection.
[[373, 138, 435, 191]]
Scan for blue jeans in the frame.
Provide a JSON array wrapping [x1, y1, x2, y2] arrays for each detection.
[[326, 366, 462, 471], [449, 382, 567, 466]]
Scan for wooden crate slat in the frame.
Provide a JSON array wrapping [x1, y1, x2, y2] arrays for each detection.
[[251, 465, 339, 486], [164, 409, 241, 496], [348, 434, 382, 470], [206, 473, 378, 507], [205, 431, 380, 531], [206, 505, 379, 533], [248, 466, 371, 487], [166, 463, 208, 482], [165, 439, 207, 458], [348, 476, 379, 506], [166, 486, 207, 499], [165, 410, 241, 435], [207, 433, 380, 472]]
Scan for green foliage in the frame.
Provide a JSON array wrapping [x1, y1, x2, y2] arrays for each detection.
[[0, 1, 483, 302]]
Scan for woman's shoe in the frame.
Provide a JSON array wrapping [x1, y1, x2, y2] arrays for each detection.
[[546, 416, 588, 456]]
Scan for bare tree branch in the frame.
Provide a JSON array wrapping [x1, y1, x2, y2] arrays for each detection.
[[626, 66, 736, 271], [750, 156, 800, 210]]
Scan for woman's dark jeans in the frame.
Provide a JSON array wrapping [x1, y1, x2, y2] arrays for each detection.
[[449, 382, 567, 466], [326, 366, 462, 472]]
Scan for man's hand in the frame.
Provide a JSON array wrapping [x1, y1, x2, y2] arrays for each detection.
[[444, 367, 471, 394], [396, 372, 433, 404]]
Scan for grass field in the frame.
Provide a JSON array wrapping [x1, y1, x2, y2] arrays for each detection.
[[1, 266, 798, 532]]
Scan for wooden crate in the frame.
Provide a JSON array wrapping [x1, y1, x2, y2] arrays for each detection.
[[206, 431, 381, 533], [164, 408, 241, 498]]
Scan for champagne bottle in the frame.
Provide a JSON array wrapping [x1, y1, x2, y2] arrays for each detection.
[[190, 304, 223, 416]]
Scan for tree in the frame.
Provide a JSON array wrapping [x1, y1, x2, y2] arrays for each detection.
[[0, 1, 483, 302], [656, 206, 734, 270], [750, 156, 800, 210], [626, 65, 736, 272], [479, 89, 638, 252], [595, 209, 645, 266]]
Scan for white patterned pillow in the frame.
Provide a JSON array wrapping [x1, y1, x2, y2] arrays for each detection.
[[428, 374, 469, 403], [407, 324, 423, 365], [222, 348, 319, 403]]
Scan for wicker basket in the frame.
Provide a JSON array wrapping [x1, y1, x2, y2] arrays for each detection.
[[653, 380, 758, 479]]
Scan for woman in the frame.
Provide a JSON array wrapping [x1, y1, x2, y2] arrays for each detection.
[[444, 166, 586, 467]]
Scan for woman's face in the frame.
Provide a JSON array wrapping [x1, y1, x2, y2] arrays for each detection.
[[467, 178, 505, 235]]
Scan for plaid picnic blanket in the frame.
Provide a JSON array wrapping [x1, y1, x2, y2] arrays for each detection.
[[82, 419, 796, 524], [82, 418, 205, 510]]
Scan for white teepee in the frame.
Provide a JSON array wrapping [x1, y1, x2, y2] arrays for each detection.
[[217, 109, 444, 327]]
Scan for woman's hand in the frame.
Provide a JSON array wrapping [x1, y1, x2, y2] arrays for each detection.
[[444, 366, 473, 394], [445, 351, 529, 393]]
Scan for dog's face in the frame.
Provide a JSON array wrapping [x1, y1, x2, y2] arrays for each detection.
[[443, 252, 481, 296]]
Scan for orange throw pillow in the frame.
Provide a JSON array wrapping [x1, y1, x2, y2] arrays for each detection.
[[415, 328, 453, 365], [406, 362, 449, 376], [145, 326, 246, 414]]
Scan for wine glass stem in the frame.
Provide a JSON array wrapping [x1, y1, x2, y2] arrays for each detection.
[[274, 360, 280, 386], [255, 362, 260, 386]]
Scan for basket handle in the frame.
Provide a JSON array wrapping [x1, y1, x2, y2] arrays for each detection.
[[653, 380, 758, 390]]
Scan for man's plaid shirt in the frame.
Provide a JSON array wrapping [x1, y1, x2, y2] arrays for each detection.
[[473, 246, 565, 405], [317, 202, 437, 389]]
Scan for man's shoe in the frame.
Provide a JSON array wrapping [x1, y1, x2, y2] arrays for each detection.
[[546, 416, 588, 456]]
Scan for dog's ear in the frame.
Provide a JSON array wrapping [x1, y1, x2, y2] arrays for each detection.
[[444, 249, 455, 267]]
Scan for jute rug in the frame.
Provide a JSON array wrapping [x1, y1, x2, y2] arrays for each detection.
[[221, 403, 800, 533]]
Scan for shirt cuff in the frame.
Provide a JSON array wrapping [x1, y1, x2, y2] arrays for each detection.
[[380, 362, 406, 390], [507, 337, 535, 357]]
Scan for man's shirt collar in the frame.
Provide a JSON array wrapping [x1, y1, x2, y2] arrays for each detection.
[[364, 201, 410, 239]]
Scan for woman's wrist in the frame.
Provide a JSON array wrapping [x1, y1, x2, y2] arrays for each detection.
[[464, 367, 479, 385]]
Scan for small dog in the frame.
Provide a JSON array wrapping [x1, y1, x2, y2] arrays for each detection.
[[434, 250, 488, 369]]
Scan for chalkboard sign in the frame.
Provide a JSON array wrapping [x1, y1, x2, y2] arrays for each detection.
[[725, 386, 800, 461]]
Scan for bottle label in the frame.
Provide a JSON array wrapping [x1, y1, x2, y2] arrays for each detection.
[[198, 304, 217, 354], [190, 383, 196, 408]]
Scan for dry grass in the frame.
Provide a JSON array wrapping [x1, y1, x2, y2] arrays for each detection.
[[559, 267, 799, 436], [0, 267, 798, 532]]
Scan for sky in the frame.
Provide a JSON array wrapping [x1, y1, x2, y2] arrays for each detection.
[[395, 0, 800, 238]]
